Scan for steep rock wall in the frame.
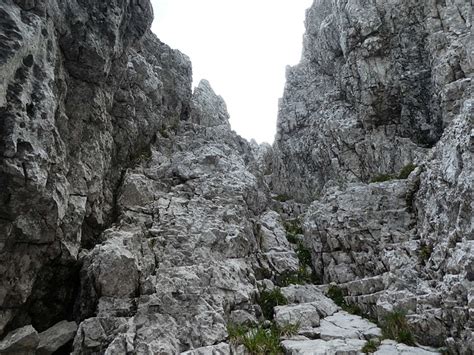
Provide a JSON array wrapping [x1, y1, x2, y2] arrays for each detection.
[[0, 0, 472, 354], [0, 0, 191, 335], [273, 0, 471, 201], [273, 0, 473, 352]]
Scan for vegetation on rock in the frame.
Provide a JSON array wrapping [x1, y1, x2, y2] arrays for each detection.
[[361, 339, 379, 353], [370, 163, 417, 183], [398, 163, 417, 179], [284, 219, 303, 244], [227, 321, 299, 355], [327, 285, 363, 316], [418, 242, 434, 265], [258, 288, 288, 320], [381, 311, 415, 346]]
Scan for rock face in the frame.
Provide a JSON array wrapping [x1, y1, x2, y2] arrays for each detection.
[[0, 0, 472, 354], [72, 102, 273, 352], [0, 0, 189, 335], [273, 0, 473, 353], [273, 0, 472, 201]]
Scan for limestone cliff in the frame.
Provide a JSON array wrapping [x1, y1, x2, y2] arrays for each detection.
[[0, 0, 472, 354], [274, 0, 473, 353]]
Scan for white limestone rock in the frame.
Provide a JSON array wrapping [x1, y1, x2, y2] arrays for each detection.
[[319, 311, 382, 341], [281, 285, 340, 317], [281, 338, 366, 355], [274, 303, 321, 329]]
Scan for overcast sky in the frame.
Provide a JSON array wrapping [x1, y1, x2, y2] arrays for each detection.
[[150, 0, 313, 144]]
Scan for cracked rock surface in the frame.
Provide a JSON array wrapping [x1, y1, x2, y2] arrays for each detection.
[[0, 0, 472, 354]]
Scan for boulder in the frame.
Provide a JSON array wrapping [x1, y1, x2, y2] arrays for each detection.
[[0, 325, 39, 354], [37, 320, 77, 355]]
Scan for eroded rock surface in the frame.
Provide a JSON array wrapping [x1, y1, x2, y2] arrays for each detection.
[[273, 0, 472, 201], [274, 0, 473, 352], [0, 0, 472, 354], [0, 0, 190, 335]]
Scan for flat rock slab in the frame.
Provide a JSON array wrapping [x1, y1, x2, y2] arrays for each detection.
[[0, 325, 39, 354], [281, 285, 340, 317], [375, 340, 440, 354], [319, 311, 381, 340], [180, 342, 246, 355], [274, 303, 321, 329], [37, 320, 77, 355], [282, 338, 366, 354]]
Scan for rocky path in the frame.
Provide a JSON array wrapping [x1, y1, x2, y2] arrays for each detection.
[[277, 285, 438, 355], [183, 283, 440, 354]]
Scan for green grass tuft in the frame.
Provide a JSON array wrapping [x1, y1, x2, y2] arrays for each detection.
[[296, 242, 312, 267], [258, 288, 288, 320], [277, 322, 300, 338], [418, 242, 433, 266], [227, 322, 299, 354], [381, 311, 415, 346], [158, 126, 170, 138], [276, 266, 315, 287], [327, 285, 345, 307], [227, 323, 248, 344], [327, 285, 364, 315], [284, 219, 303, 243], [370, 164, 417, 183], [361, 339, 379, 353]]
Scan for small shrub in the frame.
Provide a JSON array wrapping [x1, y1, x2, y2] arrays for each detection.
[[382, 311, 415, 346], [327, 285, 345, 307], [418, 242, 433, 265], [258, 288, 288, 320], [241, 326, 281, 354], [327, 285, 363, 315], [398, 163, 417, 179], [286, 233, 298, 244], [227, 323, 248, 344], [275, 194, 290, 202], [276, 266, 313, 287], [296, 243, 312, 267], [284, 219, 303, 244], [344, 303, 363, 316], [131, 146, 152, 167], [370, 174, 394, 183], [361, 339, 379, 353], [227, 322, 298, 354], [277, 322, 300, 338]]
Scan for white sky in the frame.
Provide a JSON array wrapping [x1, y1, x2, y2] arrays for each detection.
[[151, 0, 313, 144]]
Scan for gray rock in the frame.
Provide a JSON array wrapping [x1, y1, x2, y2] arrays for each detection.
[[37, 320, 77, 355], [281, 338, 366, 355], [274, 303, 321, 329], [273, 0, 471, 201], [0, 0, 191, 334], [190, 80, 230, 127], [319, 311, 381, 341], [375, 339, 439, 355], [281, 285, 339, 317], [229, 310, 258, 327], [70, 82, 273, 352], [0, 0, 472, 352], [0, 325, 38, 354], [180, 343, 231, 355]]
